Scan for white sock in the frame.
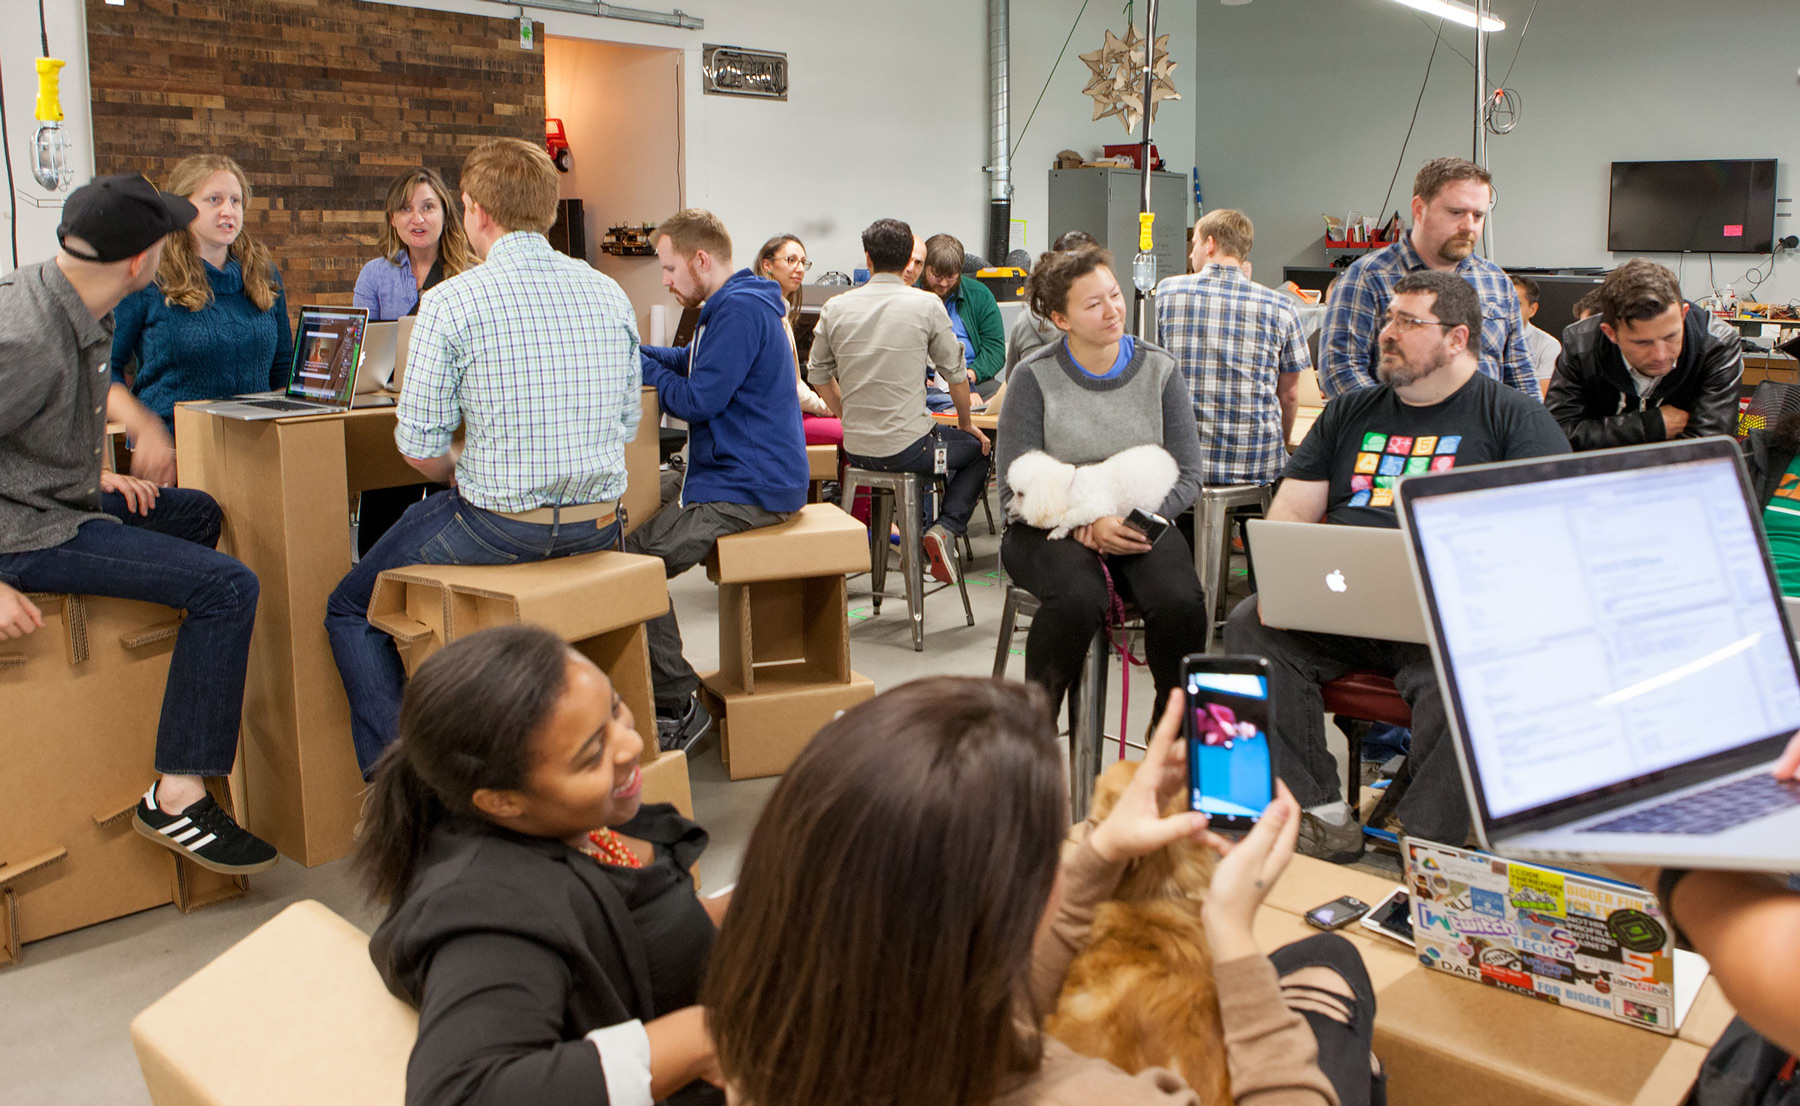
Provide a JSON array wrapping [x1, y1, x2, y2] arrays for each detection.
[[1306, 801, 1351, 825]]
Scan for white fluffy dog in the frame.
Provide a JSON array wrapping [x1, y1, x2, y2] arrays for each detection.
[[1006, 445, 1180, 539]]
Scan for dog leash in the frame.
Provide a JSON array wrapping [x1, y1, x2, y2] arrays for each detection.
[[1098, 556, 1149, 757]]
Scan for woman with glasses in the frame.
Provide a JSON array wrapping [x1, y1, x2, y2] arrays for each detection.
[[755, 234, 841, 448]]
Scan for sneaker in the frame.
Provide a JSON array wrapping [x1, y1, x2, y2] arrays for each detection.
[[922, 524, 960, 584], [656, 695, 713, 754], [133, 783, 278, 875], [1296, 810, 1365, 865]]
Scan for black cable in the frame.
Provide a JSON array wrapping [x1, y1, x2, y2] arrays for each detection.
[[1377, 19, 1444, 224], [1012, 0, 1091, 158], [39, 0, 51, 56], [1496, 0, 1540, 91], [0, 49, 17, 270]]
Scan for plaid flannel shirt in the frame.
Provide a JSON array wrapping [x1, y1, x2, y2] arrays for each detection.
[[1156, 264, 1310, 485], [1318, 236, 1537, 401], [395, 232, 642, 513]]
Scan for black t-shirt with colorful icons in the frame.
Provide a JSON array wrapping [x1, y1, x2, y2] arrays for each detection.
[[1285, 370, 1571, 528]]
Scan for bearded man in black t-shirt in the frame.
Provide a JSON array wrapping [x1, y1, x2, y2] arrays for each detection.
[[1226, 270, 1569, 863]]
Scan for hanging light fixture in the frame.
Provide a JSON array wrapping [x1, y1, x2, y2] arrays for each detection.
[[1388, 0, 1504, 32]]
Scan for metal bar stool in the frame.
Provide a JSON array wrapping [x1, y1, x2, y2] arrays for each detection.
[[1193, 483, 1271, 651], [1321, 671, 1413, 834], [841, 468, 974, 651]]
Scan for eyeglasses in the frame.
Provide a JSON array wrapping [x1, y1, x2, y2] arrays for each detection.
[[1381, 314, 1456, 334], [775, 254, 812, 270]]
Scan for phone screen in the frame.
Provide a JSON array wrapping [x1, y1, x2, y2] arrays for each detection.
[[1366, 891, 1414, 944], [1186, 667, 1274, 823]]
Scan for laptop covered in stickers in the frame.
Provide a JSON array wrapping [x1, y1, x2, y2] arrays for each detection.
[[1402, 838, 1709, 1035]]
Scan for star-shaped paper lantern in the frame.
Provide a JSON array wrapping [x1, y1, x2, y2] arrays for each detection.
[[1082, 23, 1180, 134]]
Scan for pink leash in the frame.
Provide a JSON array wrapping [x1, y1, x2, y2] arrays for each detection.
[[1098, 557, 1149, 757]]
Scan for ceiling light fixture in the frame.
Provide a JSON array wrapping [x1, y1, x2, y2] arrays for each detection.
[[1388, 0, 1505, 33]]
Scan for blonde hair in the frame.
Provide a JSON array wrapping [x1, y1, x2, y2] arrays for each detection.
[[156, 155, 280, 313], [377, 167, 477, 279], [460, 139, 559, 236], [1194, 209, 1253, 261]]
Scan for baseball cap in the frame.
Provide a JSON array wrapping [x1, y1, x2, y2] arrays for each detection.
[[57, 174, 198, 263]]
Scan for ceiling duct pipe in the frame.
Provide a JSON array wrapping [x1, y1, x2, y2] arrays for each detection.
[[986, 0, 1012, 265]]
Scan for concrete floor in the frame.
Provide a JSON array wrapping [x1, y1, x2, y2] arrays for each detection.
[[0, 521, 1375, 1105]]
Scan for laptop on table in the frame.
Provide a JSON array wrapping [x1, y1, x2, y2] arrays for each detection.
[[358, 315, 416, 394], [1396, 437, 1800, 870], [1245, 519, 1429, 644], [197, 305, 372, 420]]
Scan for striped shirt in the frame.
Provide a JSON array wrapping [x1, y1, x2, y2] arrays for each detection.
[[395, 232, 641, 513], [1156, 263, 1310, 485], [1318, 235, 1537, 400]]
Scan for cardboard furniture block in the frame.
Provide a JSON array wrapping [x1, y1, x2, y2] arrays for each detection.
[[717, 575, 852, 693], [0, 594, 245, 966], [700, 668, 876, 780], [704, 502, 869, 585], [640, 749, 693, 820], [132, 900, 417, 1106], [806, 444, 837, 481], [622, 386, 662, 537]]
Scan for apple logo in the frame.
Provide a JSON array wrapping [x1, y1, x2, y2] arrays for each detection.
[[1326, 569, 1347, 593]]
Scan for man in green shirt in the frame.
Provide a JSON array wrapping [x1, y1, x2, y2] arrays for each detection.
[[919, 234, 1006, 400]]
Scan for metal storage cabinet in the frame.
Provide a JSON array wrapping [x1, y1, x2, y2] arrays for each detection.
[[1047, 168, 1190, 292]]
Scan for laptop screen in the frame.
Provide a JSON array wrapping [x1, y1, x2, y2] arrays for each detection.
[[1406, 448, 1800, 823], [288, 306, 366, 403]]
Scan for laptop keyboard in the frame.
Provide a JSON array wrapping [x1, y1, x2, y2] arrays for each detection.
[[1581, 774, 1800, 835], [242, 398, 321, 412]]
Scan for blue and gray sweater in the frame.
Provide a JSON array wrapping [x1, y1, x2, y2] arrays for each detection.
[[111, 257, 293, 426]]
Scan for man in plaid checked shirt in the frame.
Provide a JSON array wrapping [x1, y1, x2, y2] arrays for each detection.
[[1318, 157, 1538, 401], [326, 138, 642, 776], [1156, 208, 1310, 487]]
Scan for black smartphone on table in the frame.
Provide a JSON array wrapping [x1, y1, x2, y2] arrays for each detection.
[[1305, 895, 1372, 931], [1125, 507, 1171, 544], [1181, 654, 1276, 832]]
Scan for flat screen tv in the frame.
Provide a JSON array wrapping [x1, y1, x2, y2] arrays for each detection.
[[1608, 159, 1777, 254]]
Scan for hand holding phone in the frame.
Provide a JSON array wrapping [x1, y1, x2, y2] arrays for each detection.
[[1125, 507, 1172, 545], [1183, 655, 1276, 831]]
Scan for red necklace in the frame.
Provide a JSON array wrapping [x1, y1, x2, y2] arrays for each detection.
[[581, 827, 643, 869]]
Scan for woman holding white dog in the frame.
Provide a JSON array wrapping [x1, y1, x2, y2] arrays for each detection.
[[997, 245, 1210, 717]]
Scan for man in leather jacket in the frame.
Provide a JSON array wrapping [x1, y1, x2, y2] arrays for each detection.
[[1546, 258, 1742, 450]]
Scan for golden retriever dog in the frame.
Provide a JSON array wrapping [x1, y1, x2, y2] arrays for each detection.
[[1046, 759, 1231, 1105]]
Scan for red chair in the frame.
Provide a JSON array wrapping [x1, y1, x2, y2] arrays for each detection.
[[1321, 671, 1412, 830]]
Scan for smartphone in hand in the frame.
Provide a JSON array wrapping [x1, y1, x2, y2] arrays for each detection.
[[1125, 507, 1171, 544], [1182, 654, 1276, 832]]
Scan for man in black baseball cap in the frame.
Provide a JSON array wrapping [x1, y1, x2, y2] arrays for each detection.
[[57, 173, 197, 263], [0, 174, 277, 877]]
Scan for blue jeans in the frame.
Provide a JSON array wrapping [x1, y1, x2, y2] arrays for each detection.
[[845, 426, 991, 536], [326, 489, 621, 775], [0, 488, 259, 776]]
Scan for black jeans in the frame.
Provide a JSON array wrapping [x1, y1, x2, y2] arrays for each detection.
[[0, 489, 258, 776], [1270, 933, 1386, 1106], [845, 426, 990, 536], [1223, 594, 1466, 843], [1001, 523, 1208, 717]]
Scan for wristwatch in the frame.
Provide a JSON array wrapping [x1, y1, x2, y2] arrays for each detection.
[[1656, 868, 1694, 950]]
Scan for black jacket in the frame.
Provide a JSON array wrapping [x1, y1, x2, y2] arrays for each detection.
[[1744, 417, 1800, 508], [370, 807, 714, 1106], [1545, 305, 1743, 451]]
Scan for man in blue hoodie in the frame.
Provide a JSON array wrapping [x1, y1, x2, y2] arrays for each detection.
[[631, 208, 809, 751]]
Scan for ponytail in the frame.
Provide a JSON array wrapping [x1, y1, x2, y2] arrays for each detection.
[[352, 625, 575, 907]]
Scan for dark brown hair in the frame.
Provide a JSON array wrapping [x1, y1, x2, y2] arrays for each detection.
[[703, 677, 1065, 1106], [1573, 287, 1604, 321], [755, 232, 805, 320], [355, 625, 572, 905], [1050, 229, 1099, 252], [1394, 270, 1484, 339], [1509, 273, 1540, 307], [1599, 258, 1683, 329], [925, 232, 966, 277], [461, 138, 560, 235], [1413, 156, 1493, 205], [377, 167, 477, 278], [657, 207, 733, 263], [1026, 244, 1113, 323]]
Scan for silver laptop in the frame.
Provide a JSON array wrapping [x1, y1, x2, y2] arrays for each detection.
[[1397, 437, 1800, 870], [198, 305, 371, 420], [1245, 519, 1429, 644], [359, 315, 416, 394]]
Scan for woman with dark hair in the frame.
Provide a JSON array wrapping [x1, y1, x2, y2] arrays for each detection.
[[358, 625, 723, 1106], [996, 245, 1210, 718], [353, 167, 478, 321], [705, 679, 1382, 1106], [754, 233, 842, 448]]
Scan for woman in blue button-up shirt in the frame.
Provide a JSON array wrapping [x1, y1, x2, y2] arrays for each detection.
[[352, 168, 477, 321]]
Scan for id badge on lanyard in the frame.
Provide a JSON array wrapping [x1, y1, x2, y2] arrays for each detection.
[[933, 432, 948, 476]]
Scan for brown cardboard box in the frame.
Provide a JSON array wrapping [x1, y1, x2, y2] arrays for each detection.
[[131, 900, 416, 1106], [700, 667, 876, 780], [1261, 855, 1725, 1106], [704, 502, 869, 585], [621, 386, 662, 537], [806, 444, 837, 481], [640, 749, 694, 819], [0, 595, 244, 966], [368, 550, 670, 764]]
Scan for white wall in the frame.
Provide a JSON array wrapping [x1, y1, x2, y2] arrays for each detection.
[[1193, 0, 1800, 306], [0, 0, 95, 273]]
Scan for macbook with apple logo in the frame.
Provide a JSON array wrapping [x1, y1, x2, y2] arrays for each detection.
[[1244, 519, 1430, 644]]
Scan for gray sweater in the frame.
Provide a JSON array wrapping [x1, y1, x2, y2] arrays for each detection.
[[996, 339, 1204, 521]]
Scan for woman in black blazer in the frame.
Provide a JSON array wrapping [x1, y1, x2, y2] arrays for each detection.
[[357, 625, 724, 1106]]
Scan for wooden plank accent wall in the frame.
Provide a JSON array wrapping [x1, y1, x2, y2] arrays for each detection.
[[86, 0, 545, 310]]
